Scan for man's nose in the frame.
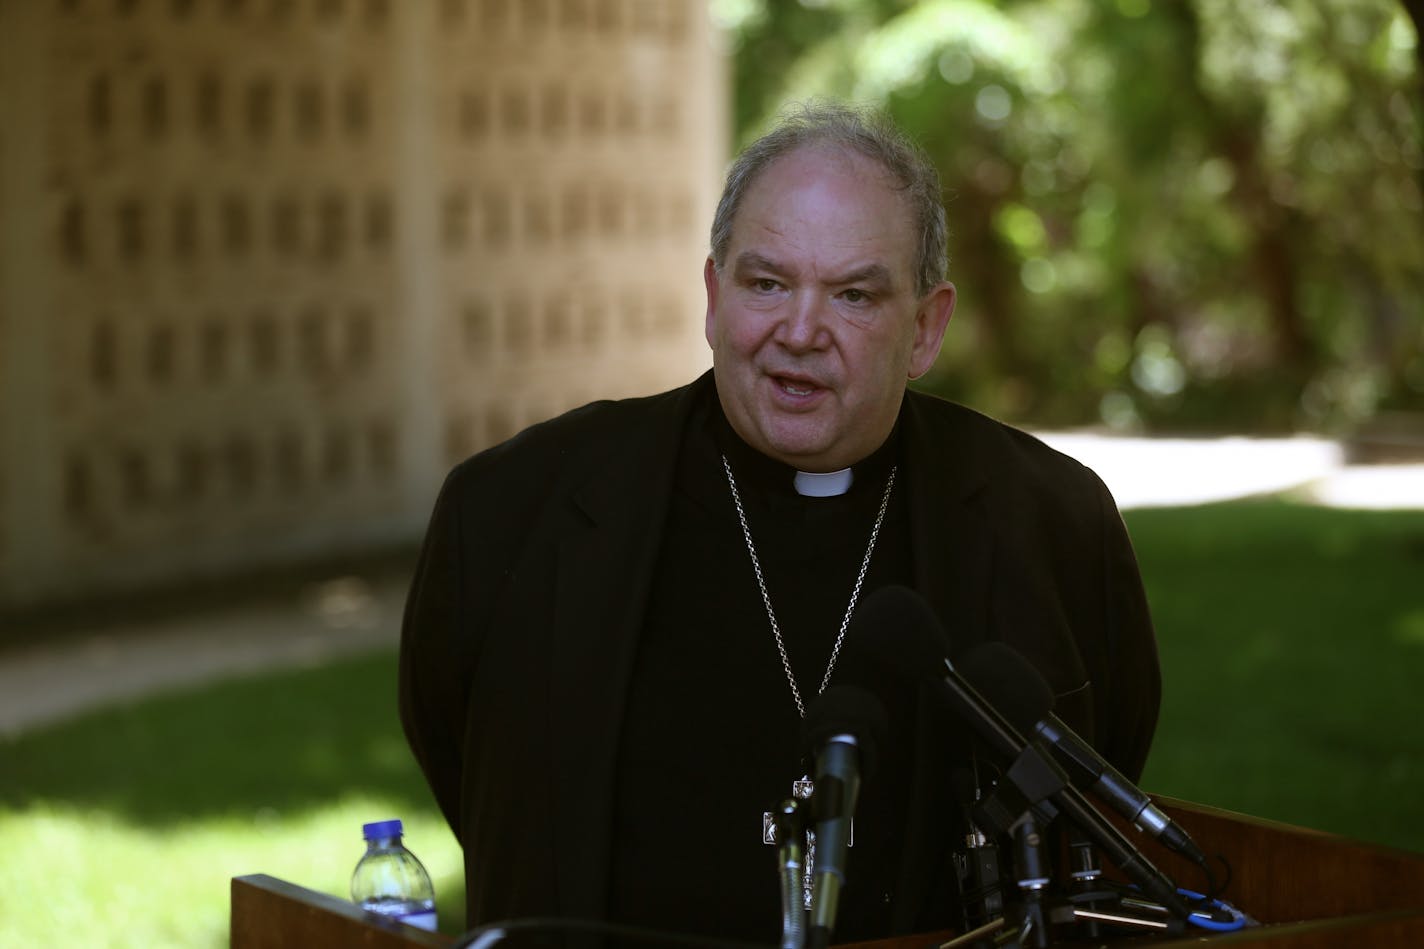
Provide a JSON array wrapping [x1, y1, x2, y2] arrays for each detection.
[[778, 291, 829, 350]]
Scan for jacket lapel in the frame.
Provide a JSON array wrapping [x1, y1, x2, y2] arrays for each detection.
[[545, 378, 706, 921], [904, 389, 992, 655]]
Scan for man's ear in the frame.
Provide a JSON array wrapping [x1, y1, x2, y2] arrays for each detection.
[[703, 256, 719, 349], [908, 281, 957, 379]]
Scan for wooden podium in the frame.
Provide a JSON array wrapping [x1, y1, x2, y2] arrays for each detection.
[[231, 798, 1424, 948]]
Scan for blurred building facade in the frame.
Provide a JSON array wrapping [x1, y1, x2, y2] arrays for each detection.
[[0, 0, 724, 611]]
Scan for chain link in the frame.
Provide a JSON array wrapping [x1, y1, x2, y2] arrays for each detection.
[[721, 455, 897, 719]]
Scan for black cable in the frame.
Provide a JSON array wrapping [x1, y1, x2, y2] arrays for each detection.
[[1207, 852, 1233, 901]]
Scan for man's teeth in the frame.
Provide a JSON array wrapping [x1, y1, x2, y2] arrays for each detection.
[[783, 381, 813, 396]]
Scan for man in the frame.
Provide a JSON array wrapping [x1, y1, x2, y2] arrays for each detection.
[[400, 103, 1160, 943]]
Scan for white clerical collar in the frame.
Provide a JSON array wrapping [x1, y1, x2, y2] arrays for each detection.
[[793, 467, 854, 498]]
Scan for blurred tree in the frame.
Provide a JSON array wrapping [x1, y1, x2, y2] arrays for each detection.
[[714, 0, 1424, 433]]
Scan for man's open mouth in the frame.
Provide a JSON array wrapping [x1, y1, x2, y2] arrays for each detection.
[[775, 376, 819, 397]]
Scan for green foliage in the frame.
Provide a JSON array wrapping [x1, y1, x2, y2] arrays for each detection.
[[725, 0, 1424, 432]]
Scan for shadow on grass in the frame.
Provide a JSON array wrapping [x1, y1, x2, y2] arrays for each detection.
[[0, 650, 432, 827]]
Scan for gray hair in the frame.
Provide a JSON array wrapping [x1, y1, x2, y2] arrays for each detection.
[[709, 101, 948, 298]]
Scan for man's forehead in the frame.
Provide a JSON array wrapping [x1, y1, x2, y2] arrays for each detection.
[[749, 145, 910, 216], [728, 146, 918, 284]]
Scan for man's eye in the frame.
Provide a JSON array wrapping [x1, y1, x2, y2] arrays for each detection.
[[754, 279, 779, 292], [842, 288, 869, 303]]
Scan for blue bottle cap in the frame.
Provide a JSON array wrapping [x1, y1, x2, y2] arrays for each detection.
[[362, 819, 403, 840]]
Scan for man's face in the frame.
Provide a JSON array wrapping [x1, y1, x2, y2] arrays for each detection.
[[705, 145, 956, 472]]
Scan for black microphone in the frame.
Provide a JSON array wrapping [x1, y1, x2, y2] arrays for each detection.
[[958, 642, 1207, 867], [839, 585, 1192, 921], [771, 798, 806, 949], [801, 685, 887, 949]]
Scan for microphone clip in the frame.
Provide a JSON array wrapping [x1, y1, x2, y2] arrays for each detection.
[[969, 740, 1067, 838]]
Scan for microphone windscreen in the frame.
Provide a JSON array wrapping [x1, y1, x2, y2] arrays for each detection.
[[839, 584, 951, 686], [956, 641, 1055, 734], [802, 684, 889, 781]]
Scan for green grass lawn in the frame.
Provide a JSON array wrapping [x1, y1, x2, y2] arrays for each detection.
[[1, 498, 1421, 946], [0, 653, 468, 946], [1128, 500, 1424, 852]]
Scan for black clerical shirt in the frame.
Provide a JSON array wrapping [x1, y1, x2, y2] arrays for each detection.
[[608, 385, 916, 944]]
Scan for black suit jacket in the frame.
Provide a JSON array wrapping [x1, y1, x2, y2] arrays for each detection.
[[399, 371, 1160, 932]]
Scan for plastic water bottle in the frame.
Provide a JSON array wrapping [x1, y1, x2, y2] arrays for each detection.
[[351, 818, 437, 931]]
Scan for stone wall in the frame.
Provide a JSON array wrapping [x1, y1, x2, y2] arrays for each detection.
[[0, 0, 723, 610]]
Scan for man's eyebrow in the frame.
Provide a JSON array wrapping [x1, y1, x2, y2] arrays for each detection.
[[731, 251, 791, 277], [831, 263, 894, 288], [733, 254, 896, 289]]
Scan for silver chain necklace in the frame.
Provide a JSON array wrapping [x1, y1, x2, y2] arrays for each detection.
[[721, 454, 897, 718]]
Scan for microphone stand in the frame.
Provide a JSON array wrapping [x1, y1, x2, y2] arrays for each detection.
[[950, 739, 1188, 948], [1008, 813, 1051, 949], [1063, 828, 1104, 941]]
